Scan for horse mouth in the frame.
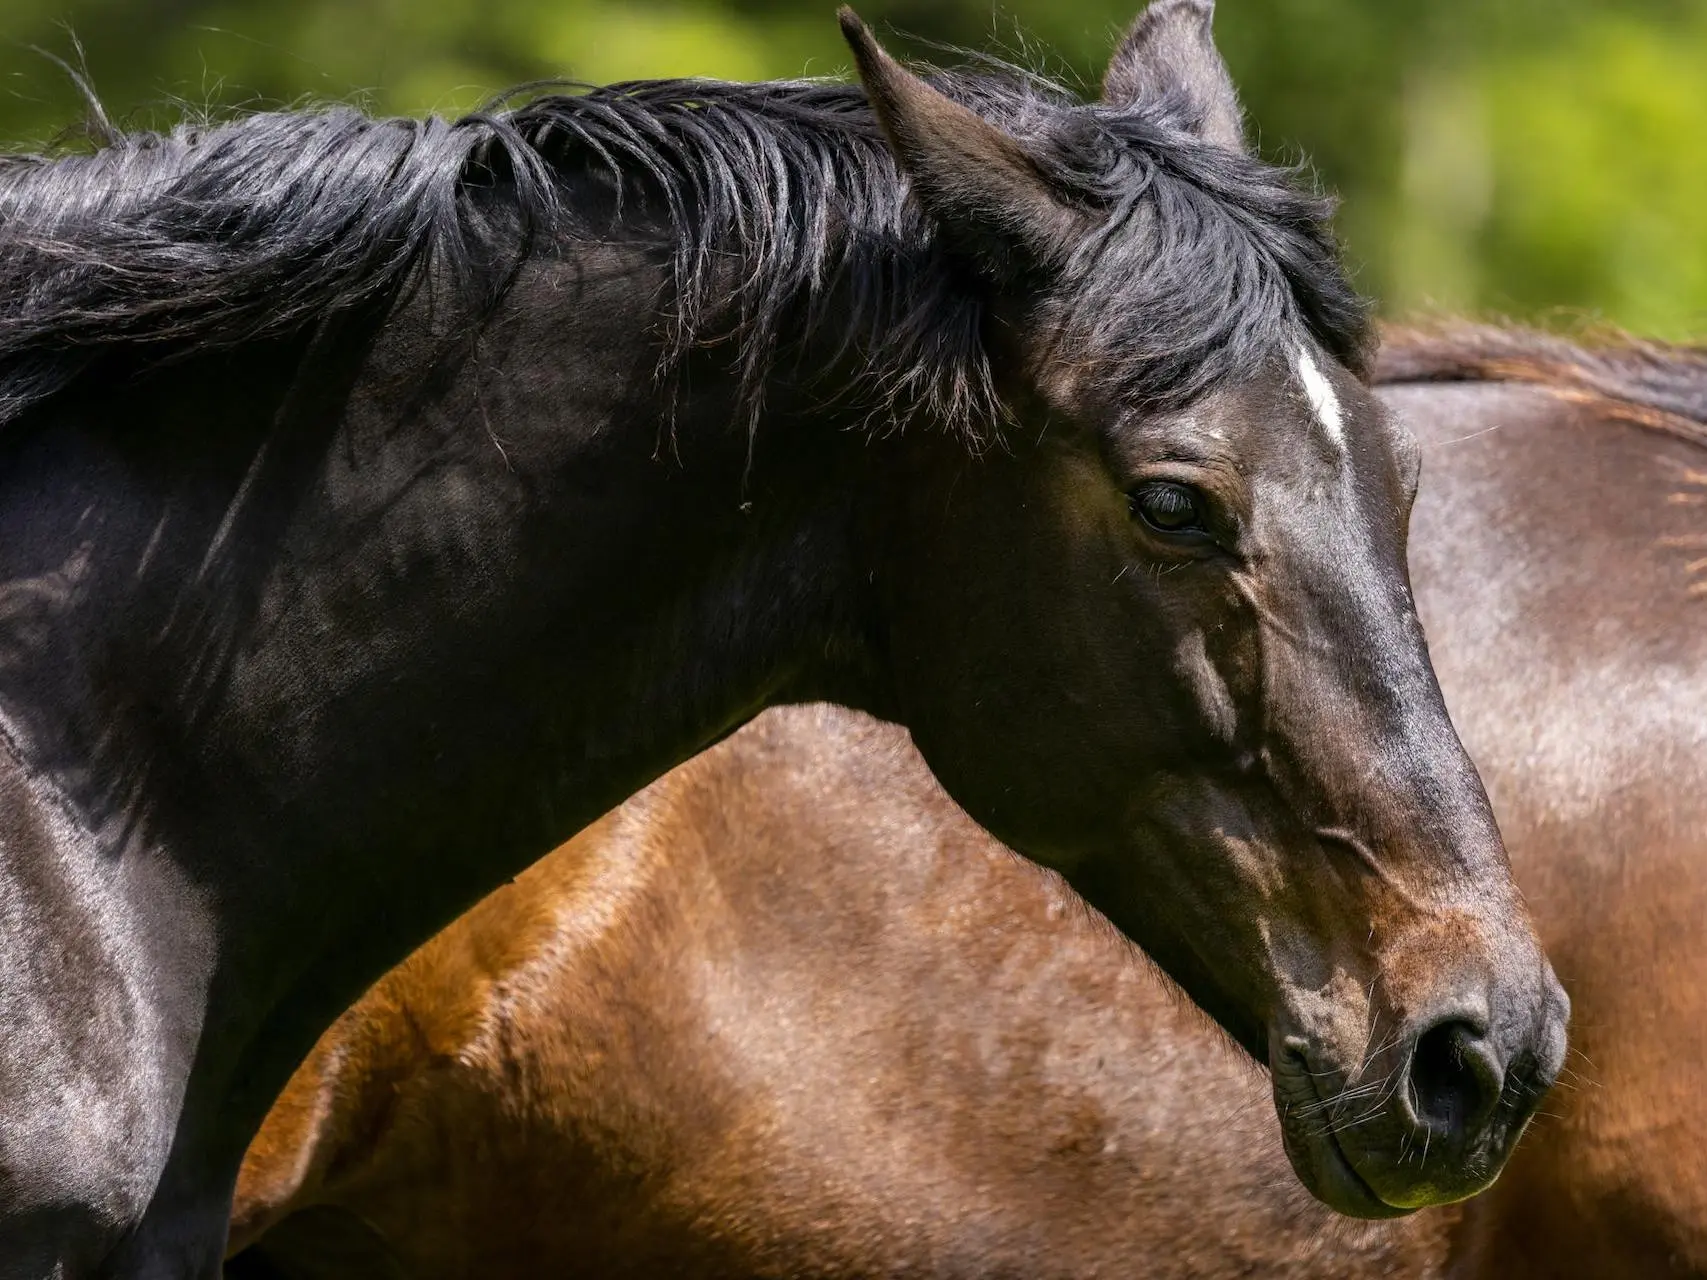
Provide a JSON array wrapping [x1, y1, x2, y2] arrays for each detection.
[[1272, 1057, 1417, 1220]]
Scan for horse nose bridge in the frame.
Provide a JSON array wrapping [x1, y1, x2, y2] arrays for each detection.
[[1289, 762, 1508, 920], [1256, 611, 1493, 858], [1313, 711, 1508, 888], [1241, 561, 1479, 831]]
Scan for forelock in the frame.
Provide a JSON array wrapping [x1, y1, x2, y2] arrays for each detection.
[[987, 87, 1373, 411]]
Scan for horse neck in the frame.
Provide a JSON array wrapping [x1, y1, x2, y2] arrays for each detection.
[[0, 246, 916, 1173], [3, 252, 894, 880]]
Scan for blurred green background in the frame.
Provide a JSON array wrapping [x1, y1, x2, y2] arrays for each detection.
[[2, 0, 1704, 338]]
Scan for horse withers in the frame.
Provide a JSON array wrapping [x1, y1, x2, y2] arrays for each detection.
[[228, 328, 1707, 1279], [0, 4, 1557, 1271]]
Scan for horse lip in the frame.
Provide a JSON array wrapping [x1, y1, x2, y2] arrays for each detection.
[[1299, 1111, 1412, 1220], [1273, 1050, 1415, 1220]]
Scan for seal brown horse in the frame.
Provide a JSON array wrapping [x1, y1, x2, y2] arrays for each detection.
[[225, 326, 1707, 1278], [0, 4, 1561, 1270]]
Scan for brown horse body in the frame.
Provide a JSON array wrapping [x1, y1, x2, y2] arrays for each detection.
[[228, 329, 1707, 1279]]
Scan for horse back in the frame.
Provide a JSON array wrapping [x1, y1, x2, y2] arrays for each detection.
[[1396, 375, 1707, 1277]]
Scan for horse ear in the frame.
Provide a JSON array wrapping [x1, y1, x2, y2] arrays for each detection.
[[838, 7, 1086, 281], [1102, 0, 1246, 153]]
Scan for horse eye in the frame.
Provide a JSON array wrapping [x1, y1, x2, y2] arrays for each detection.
[[1129, 481, 1208, 535]]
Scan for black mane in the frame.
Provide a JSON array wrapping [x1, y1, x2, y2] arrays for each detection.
[[0, 64, 1371, 434]]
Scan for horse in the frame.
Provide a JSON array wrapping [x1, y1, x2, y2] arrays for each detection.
[[1383, 326, 1707, 1278], [0, 3, 1564, 1271], [225, 325, 1707, 1280]]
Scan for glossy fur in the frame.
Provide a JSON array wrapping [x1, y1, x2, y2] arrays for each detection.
[[0, 6, 1558, 1272], [231, 329, 1707, 1279]]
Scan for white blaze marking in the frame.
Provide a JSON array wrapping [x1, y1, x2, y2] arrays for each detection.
[[1295, 347, 1344, 447]]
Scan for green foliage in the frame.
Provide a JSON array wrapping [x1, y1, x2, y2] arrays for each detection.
[[2, 0, 1702, 338]]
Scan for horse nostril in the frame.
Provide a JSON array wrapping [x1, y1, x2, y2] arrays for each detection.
[[1407, 1019, 1499, 1138]]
